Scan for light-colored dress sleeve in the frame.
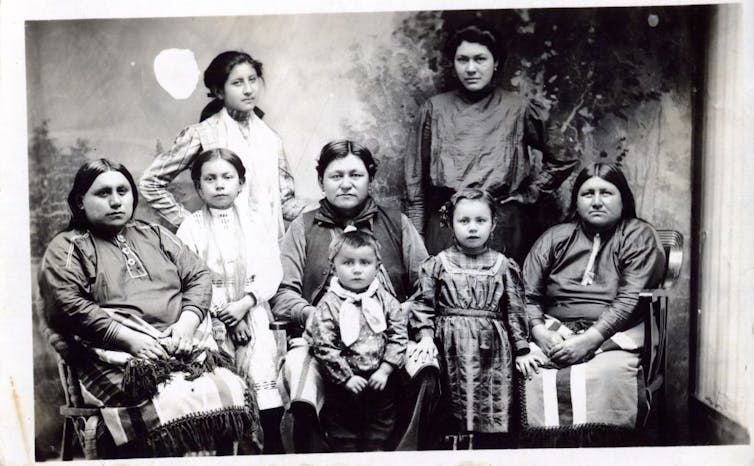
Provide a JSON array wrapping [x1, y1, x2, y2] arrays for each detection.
[[139, 126, 202, 228], [244, 221, 284, 303], [175, 214, 201, 256]]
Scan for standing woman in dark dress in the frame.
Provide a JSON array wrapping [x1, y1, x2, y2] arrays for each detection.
[[405, 22, 577, 263]]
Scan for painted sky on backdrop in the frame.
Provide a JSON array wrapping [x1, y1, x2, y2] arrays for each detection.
[[26, 13, 404, 201]]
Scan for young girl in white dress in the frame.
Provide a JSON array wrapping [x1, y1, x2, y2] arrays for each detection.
[[176, 148, 284, 453]]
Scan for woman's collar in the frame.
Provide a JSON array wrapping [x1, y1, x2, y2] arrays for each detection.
[[314, 197, 379, 227], [457, 84, 495, 104], [578, 218, 621, 238], [87, 221, 132, 240]]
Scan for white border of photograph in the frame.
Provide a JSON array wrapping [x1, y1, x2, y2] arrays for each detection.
[[2, 0, 752, 464]]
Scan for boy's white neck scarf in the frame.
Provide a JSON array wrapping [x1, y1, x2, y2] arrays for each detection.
[[328, 277, 386, 346]]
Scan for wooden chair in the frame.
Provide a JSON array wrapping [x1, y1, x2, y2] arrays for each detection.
[[639, 229, 684, 432], [39, 323, 104, 460], [41, 313, 277, 460]]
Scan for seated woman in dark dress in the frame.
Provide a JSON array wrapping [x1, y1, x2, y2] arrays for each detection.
[[38, 159, 260, 457], [521, 162, 665, 446]]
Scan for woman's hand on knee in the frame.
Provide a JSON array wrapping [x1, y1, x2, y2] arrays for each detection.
[[549, 328, 603, 365], [163, 311, 200, 356], [531, 324, 564, 357], [121, 329, 168, 361]]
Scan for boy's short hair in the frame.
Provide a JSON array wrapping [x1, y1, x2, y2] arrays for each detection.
[[327, 228, 382, 264]]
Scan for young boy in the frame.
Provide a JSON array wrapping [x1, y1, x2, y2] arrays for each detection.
[[304, 229, 408, 452]]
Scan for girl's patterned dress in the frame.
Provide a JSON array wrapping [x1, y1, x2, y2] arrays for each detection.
[[410, 246, 529, 433]]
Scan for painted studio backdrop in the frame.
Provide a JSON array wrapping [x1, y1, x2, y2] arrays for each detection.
[[27, 7, 700, 459]]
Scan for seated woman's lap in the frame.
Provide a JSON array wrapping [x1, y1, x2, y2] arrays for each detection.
[[523, 349, 645, 429]]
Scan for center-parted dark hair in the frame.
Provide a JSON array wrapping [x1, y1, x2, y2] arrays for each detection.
[[440, 187, 497, 228], [200, 51, 264, 122], [66, 158, 138, 231], [569, 162, 637, 221], [445, 22, 505, 64], [190, 148, 247, 190], [328, 228, 382, 265], [315, 139, 378, 180]]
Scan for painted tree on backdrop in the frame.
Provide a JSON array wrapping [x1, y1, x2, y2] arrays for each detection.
[[28, 120, 92, 461], [344, 7, 691, 225], [28, 120, 90, 260], [442, 7, 692, 220]]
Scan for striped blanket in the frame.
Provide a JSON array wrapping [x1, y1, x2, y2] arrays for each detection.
[[522, 316, 656, 431], [74, 309, 259, 455]]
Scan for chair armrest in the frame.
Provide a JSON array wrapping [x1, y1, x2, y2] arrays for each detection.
[[640, 289, 673, 299], [269, 321, 290, 367]]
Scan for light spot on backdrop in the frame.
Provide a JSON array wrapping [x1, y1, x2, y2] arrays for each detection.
[[153, 49, 200, 100]]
